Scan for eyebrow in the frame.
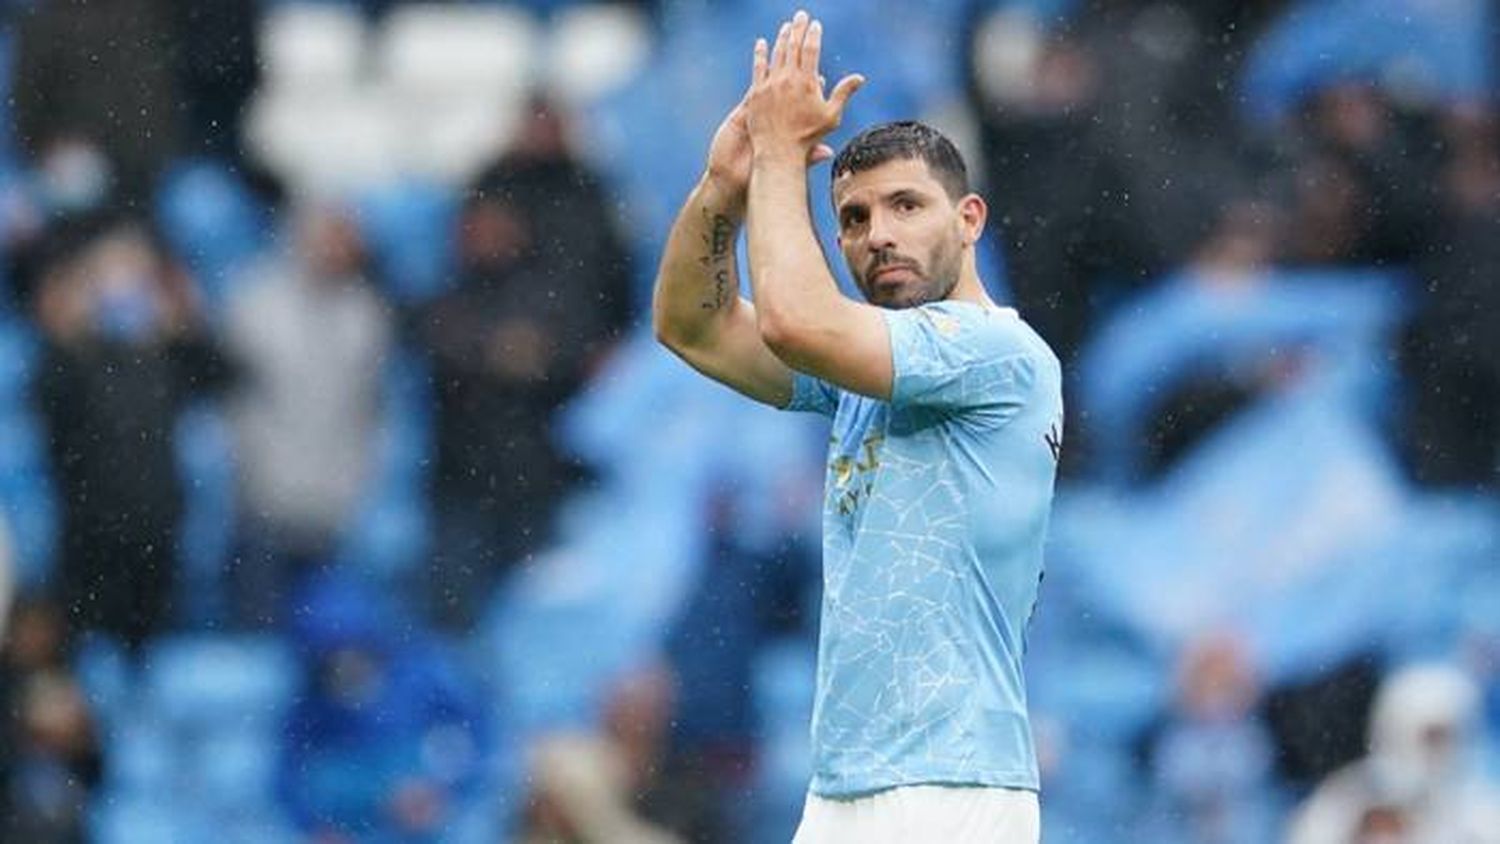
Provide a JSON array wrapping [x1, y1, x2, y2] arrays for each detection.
[[839, 186, 928, 214]]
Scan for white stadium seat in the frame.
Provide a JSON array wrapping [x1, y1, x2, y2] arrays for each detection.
[[249, 3, 549, 191], [258, 3, 368, 92], [376, 4, 540, 97], [246, 89, 401, 195], [389, 91, 523, 183], [547, 3, 655, 105]]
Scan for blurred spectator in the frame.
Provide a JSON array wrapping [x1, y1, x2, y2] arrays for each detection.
[[414, 98, 632, 631], [23, 135, 116, 220], [0, 3, 1485, 840], [279, 569, 490, 843], [1135, 200, 1286, 476], [0, 514, 12, 637], [223, 204, 392, 629], [1286, 663, 1500, 844], [520, 665, 681, 844], [964, 1, 1286, 373], [1264, 657, 1384, 794], [0, 595, 103, 844], [12, 0, 185, 206], [166, 0, 261, 167], [644, 520, 816, 843], [30, 215, 231, 652], [1274, 85, 1442, 268], [468, 95, 634, 342], [1397, 107, 1500, 489], [1076, 200, 1399, 485], [964, 13, 1152, 371], [1139, 633, 1278, 844]]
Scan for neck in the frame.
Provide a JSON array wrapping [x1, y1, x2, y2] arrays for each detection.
[[945, 257, 996, 308]]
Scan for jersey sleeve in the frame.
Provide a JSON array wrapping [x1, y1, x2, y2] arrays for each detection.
[[882, 302, 1038, 423], [781, 370, 840, 417]]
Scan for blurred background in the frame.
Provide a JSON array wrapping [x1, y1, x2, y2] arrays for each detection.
[[0, 0, 1495, 841]]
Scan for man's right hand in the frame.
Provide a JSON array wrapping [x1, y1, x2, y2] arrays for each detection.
[[702, 38, 834, 212], [703, 96, 755, 206]]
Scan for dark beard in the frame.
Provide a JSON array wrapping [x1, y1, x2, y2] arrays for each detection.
[[856, 249, 960, 309]]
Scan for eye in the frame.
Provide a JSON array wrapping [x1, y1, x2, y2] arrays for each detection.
[[840, 208, 868, 231], [894, 196, 920, 213]]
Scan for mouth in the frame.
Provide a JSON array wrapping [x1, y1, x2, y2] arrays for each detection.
[[870, 263, 919, 284]]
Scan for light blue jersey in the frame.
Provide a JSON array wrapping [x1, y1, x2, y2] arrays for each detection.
[[783, 300, 1063, 798]]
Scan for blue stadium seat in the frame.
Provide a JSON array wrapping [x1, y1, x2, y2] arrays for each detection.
[[0, 317, 55, 585], [1242, 0, 1493, 121], [333, 348, 432, 582], [104, 713, 174, 795], [91, 796, 184, 844], [173, 404, 237, 627], [356, 179, 457, 304], [188, 727, 283, 812], [155, 160, 269, 312], [141, 634, 299, 729], [1078, 268, 1405, 485], [749, 638, 816, 844]]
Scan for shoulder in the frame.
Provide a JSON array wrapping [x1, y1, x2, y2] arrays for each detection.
[[892, 301, 1057, 365]]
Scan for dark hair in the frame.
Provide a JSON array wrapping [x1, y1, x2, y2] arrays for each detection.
[[831, 121, 970, 200]]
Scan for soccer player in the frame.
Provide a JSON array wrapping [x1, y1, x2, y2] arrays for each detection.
[[652, 10, 1063, 843]]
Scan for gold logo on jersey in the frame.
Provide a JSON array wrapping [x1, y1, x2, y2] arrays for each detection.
[[926, 310, 962, 338], [830, 432, 884, 517]]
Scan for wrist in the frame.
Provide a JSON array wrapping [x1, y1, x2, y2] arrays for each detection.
[[751, 141, 809, 168], [695, 173, 747, 218]]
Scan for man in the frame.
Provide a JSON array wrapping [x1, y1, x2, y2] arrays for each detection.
[[652, 10, 1062, 844], [224, 203, 391, 628]]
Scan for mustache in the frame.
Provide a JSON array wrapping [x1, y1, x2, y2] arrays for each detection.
[[866, 251, 920, 278]]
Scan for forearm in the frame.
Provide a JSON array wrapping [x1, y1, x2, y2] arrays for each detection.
[[746, 152, 847, 347], [652, 176, 746, 349]]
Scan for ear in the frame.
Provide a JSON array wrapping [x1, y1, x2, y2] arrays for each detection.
[[957, 193, 987, 246]]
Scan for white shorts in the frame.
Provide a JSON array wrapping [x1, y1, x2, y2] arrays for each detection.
[[791, 784, 1040, 844]]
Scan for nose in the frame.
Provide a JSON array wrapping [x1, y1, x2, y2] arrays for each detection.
[[866, 208, 897, 252]]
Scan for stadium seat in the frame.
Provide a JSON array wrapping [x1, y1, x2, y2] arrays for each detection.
[[332, 347, 432, 582], [749, 638, 816, 844], [547, 3, 654, 105], [91, 796, 183, 844], [141, 634, 298, 729], [105, 714, 174, 795], [375, 4, 539, 96], [258, 3, 368, 93], [173, 404, 236, 628], [373, 6, 538, 181], [0, 316, 34, 412], [155, 160, 268, 313], [188, 727, 282, 811], [0, 319, 54, 587], [355, 179, 457, 302], [393, 94, 520, 183], [245, 89, 400, 194]]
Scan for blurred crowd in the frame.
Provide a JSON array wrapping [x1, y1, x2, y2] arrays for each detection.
[[0, 0, 1496, 842]]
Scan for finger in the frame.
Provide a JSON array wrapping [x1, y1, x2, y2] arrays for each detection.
[[789, 10, 811, 69], [808, 143, 834, 166], [771, 21, 792, 70], [827, 73, 866, 116], [802, 18, 823, 75], [752, 37, 768, 84]]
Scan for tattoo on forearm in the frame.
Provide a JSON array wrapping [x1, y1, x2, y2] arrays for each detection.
[[699, 210, 736, 310]]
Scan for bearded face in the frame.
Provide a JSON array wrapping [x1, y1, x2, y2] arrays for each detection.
[[834, 157, 969, 310]]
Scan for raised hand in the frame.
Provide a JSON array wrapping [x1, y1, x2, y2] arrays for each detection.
[[745, 10, 865, 163], [704, 31, 837, 207]]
